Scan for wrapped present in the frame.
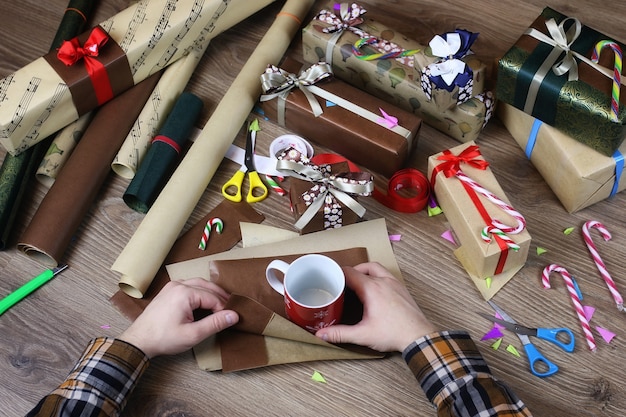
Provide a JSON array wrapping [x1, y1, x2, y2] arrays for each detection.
[[498, 103, 626, 213], [427, 142, 531, 282], [276, 147, 373, 234], [302, 2, 494, 143], [259, 58, 422, 177], [497, 7, 626, 156], [0, 0, 274, 156]]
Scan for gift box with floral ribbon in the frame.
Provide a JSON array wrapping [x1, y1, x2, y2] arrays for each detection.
[[0, 0, 274, 156], [302, 2, 495, 143], [259, 58, 422, 177], [427, 142, 531, 284], [497, 7, 626, 156], [276, 147, 373, 234]]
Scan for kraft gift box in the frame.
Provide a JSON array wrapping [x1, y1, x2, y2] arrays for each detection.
[[302, 2, 494, 143], [259, 57, 422, 177], [0, 0, 273, 155], [497, 7, 626, 156], [427, 141, 531, 281], [498, 102, 626, 213]]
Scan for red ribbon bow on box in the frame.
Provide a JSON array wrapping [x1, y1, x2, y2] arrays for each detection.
[[431, 145, 526, 275], [57, 26, 114, 105], [276, 147, 373, 231]]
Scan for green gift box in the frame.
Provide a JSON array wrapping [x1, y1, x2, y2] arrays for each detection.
[[302, 2, 494, 143], [497, 7, 626, 156]]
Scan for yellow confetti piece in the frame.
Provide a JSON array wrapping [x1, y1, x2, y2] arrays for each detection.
[[491, 338, 503, 350], [485, 277, 492, 289], [536, 247, 548, 255], [311, 370, 327, 383], [563, 227, 575, 235], [506, 344, 521, 357], [249, 118, 260, 131]]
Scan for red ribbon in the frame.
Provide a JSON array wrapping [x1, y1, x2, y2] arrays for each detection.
[[57, 27, 114, 105], [152, 135, 182, 154], [431, 145, 508, 275], [373, 169, 430, 213]]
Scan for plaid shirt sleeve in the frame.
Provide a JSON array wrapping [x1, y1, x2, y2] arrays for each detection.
[[402, 330, 533, 417], [27, 337, 149, 417]]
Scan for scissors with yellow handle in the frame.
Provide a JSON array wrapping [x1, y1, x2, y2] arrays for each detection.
[[222, 122, 268, 203]]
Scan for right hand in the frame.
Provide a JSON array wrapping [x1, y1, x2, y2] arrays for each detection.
[[315, 262, 438, 352]]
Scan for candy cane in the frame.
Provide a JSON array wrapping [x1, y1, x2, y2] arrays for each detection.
[[591, 40, 622, 122], [455, 171, 526, 234], [542, 264, 596, 352], [582, 220, 623, 311], [265, 174, 286, 196], [198, 217, 224, 250], [481, 226, 520, 251]]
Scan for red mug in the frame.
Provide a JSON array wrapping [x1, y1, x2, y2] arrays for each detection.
[[265, 254, 345, 333]]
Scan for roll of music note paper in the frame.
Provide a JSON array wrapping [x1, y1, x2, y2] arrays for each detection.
[[0, 0, 278, 156]]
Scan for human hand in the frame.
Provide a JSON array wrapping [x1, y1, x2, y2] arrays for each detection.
[[315, 262, 438, 352], [118, 278, 239, 358]]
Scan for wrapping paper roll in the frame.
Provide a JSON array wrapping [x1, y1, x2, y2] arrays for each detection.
[[123, 92, 203, 213], [18, 73, 162, 267], [111, 0, 277, 179], [113, 0, 317, 298], [0, 0, 96, 249]]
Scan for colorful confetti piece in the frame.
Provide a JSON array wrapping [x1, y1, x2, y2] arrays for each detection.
[[563, 227, 575, 235], [485, 277, 492, 289], [536, 247, 548, 255], [506, 345, 521, 357], [388, 234, 401, 241], [441, 230, 457, 245], [311, 370, 327, 383], [491, 338, 503, 350], [583, 305, 596, 322], [481, 327, 504, 340], [596, 326, 616, 343]]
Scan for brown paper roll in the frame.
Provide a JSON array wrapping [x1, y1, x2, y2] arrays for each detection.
[[18, 73, 162, 267]]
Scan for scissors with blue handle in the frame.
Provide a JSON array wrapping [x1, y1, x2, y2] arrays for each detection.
[[479, 300, 575, 378], [222, 121, 268, 203]]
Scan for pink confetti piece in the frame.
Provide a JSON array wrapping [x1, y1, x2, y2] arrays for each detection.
[[596, 326, 616, 343], [377, 108, 398, 129], [100, 324, 111, 329], [388, 234, 401, 241], [583, 305, 596, 322], [481, 327, 504, 340], [493, 313, 505, 330], [441, 230, 457, 245]]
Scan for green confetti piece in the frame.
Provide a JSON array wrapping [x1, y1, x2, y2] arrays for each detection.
[[311, 370, 327, 383], [506, 344, 521, 357], [428, 206, 443, 216], [485, 277, 492, 289], [491, 338, 503, 350], [249, 118, 260, 132], [563, 227, 575, 235], [536, 247, 548, 255]]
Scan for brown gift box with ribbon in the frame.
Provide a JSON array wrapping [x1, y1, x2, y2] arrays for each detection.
[[0, 0, 274, 156], [497, 7, 626, 156], [427, 141, 531, 284], [302, 2, 495, 143], [259, 58, 422, 177], [276, 147, 373, 234], [498, 103, 626, 213]]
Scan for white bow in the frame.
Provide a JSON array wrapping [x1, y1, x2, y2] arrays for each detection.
[[428, 33, 467, 86]]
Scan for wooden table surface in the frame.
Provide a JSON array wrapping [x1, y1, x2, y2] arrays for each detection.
[[1, 0, 625, 416]]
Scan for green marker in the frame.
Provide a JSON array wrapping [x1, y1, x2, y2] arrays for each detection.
[[0, 264, 68, 316]]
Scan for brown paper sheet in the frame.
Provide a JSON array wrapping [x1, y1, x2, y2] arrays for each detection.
[[208, 249, 382, 372], [17, 73, 161, 267], [110, 200, 264, 319], [112, 0, 317, 298]]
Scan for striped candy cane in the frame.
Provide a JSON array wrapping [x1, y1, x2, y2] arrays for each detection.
[[198, 217, 224, 250], [481, 226, 520, 251], [582, 220, 623, 311], [455, 171, 526, 234], [542, 264, 596, 352], [591, 40, 622, 122]]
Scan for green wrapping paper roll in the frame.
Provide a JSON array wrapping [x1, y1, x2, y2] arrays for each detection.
[[123, 92, 203, 213], [0, 0, 96, 249]]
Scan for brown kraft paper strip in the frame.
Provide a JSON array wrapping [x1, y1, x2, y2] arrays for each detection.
[[207, 248, 383, 372], [17, 72, 162, 267], [110, 199, 265, 321]]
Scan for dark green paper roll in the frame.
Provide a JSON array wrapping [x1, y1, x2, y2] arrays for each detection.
[[123, 92, 203, 213], [0, 0, 96, 249]]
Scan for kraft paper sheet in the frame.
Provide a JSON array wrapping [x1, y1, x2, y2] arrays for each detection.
[[18, 73, 161, 267], [112, 0, 317, 298], [167, 218, 400, 371]]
